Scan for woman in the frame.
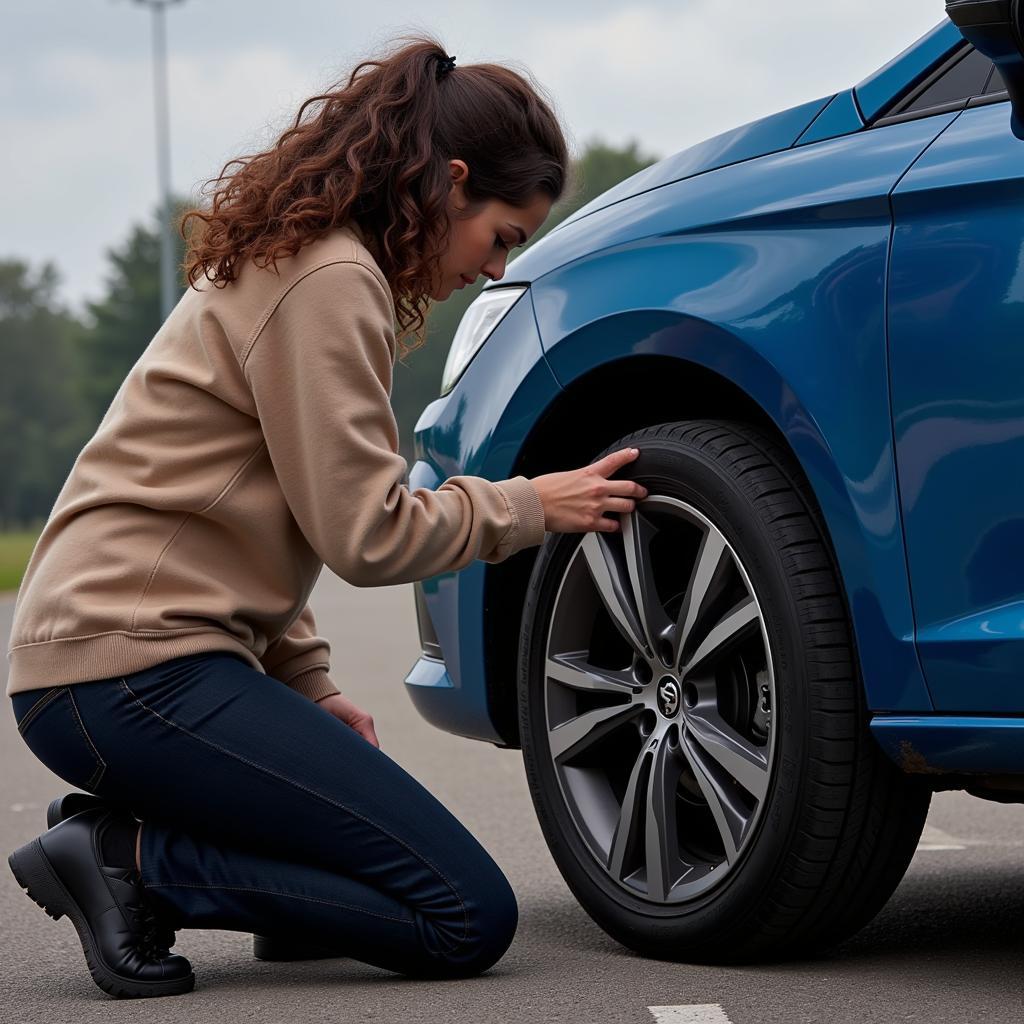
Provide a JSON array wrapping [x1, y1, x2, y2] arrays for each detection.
[[6, 35, 646, 999]]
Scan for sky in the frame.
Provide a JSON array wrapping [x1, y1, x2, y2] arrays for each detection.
[[3, 0, 946, 315]]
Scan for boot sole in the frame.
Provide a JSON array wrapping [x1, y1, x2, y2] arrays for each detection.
[[8, 837, 196, 998]]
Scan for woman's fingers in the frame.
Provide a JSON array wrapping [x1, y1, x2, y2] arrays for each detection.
[[528, 447, 648, 535], [604, 496, 637, 513], [592, 447, 640, 476]]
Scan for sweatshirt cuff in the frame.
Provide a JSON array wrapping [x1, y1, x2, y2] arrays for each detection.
[[286, 667, 342, 703], [494, 475, 547, 556]]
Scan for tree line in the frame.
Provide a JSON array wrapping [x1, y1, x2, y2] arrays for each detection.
[[0, 140, 658, 530]]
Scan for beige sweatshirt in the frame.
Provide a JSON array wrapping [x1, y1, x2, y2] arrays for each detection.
[[6, 220, 547, 700]]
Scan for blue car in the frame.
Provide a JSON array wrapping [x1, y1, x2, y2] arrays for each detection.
[[405, 4, 1024, 961]]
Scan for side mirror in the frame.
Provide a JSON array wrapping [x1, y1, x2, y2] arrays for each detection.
[[946, 0, 1024, 138]]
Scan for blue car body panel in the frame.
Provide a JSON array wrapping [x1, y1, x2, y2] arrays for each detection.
[[405, 17, 1024, 773], [794, 90, 864, 146], [888, 101, 1024, 714], [527, 114, 956, 715], [872, 716, 1024, 774]]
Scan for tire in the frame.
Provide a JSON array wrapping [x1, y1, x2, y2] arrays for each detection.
[[517, 418, 931, 963]]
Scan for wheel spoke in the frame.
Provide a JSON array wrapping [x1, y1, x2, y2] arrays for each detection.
[[643, 735, 686, 901], [607, 732, 687, 901], [549, 701, 643, 763], [607, 743, 648, 881], [680, 596, 759, 677], [674, 527, 728, 663], [680, 729, 742, 863], [580, 531, 650, 656], [621, 510, 676, 658], [685, 705, 770, 803], [546, 651, 638, 696]]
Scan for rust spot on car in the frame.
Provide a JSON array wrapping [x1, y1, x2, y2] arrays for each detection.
[[898, 740, 943, 775]]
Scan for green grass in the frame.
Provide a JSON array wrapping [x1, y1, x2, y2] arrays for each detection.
[[0, 527, 42, 594]]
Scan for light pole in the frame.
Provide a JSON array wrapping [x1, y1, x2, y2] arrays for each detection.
[[131, 0, 185, 320]]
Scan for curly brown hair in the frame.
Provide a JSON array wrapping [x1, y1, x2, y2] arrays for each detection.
[[179, 33, 573, 362]]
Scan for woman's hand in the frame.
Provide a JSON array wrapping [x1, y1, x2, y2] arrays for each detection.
[[314, 692, 380, 748], [530, 447, 647, 534]]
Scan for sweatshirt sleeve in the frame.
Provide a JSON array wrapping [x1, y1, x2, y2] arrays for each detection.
[[260, 601, 342, 703], [242, 259, 547, 588]]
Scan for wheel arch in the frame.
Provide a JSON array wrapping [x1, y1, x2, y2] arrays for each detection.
[[485, 334, 929, 748]]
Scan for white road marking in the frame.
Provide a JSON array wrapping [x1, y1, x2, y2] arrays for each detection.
[[9, 802, 41, 813], [917, 824, 967, 851], [648, 1006, 734, 1024]]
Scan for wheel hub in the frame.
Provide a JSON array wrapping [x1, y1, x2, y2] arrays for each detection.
[[656, 676, 681, 718]]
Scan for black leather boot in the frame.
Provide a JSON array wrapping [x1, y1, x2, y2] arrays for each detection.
[[9, 806, 195, 998], [48, 791, 348, 962], [46, 791, 112, 829], [45, 793, 177, 957]]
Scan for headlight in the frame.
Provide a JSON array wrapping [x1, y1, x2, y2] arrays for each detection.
[[440, 285, 528, 396]]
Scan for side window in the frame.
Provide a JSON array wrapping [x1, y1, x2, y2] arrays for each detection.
[[876, 45, 997, 126], [900, 46, 993, 114], [983, 64, 1006, 94]]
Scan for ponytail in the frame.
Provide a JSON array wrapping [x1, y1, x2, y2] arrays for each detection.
[[180, 33, 572, 359]]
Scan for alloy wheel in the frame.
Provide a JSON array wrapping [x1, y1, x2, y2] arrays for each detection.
[[542, 494, 777, 903]]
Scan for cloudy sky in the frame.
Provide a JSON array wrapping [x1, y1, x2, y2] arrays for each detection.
[[4, 0, 945, 314]]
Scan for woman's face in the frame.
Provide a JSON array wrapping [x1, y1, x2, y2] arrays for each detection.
[[428, 159, 553, 301]]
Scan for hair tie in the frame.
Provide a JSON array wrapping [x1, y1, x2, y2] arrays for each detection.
[[434, 53, 457, 81]]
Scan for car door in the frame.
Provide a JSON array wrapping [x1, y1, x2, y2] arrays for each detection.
[[888, 71, 1024, 712]]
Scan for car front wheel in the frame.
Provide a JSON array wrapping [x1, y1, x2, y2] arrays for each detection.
[[517, 419, 931, 962]]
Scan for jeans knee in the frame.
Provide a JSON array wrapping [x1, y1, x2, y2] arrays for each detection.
[[415, 869, 519, 979], [470, 872, 518, 971]]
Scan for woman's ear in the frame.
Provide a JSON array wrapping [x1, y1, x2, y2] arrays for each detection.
[[447, 161, 471, 213], [448, 158, 469, 185]]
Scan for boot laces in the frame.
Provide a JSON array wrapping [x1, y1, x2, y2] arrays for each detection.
[[124, 867, 172, 957]]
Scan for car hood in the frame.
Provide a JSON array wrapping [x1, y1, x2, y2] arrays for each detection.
[[495, 19, 964, 288], [537, 94, 830, 242]]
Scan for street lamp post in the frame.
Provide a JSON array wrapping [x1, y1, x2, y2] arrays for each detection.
[[131, 0, 185, 320]]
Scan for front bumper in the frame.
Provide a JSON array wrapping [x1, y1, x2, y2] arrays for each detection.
[[402, 290, 561, 743]]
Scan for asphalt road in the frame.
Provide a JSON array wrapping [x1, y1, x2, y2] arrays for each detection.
[[2, 571, 1023, 1023]]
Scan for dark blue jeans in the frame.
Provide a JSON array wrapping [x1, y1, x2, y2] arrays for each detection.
[[9, 651, 518, 978]]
